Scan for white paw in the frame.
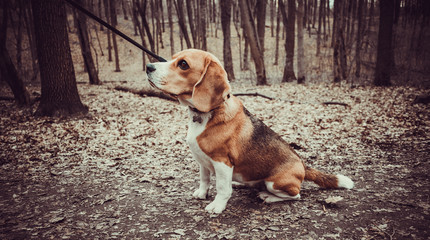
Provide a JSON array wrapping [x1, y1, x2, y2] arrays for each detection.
[[336, 174, 354, 189], [205, 199, 227, 214], [193, 189, 208, 199]]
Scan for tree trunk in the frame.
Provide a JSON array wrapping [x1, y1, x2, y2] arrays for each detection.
[[256, 0, 267, 54], [174, 0, 192, 48], [274, 0, 281, 65], [103, 0, 112, 61], [354, 0, 364, 84], [270, 0, 275, 37], [23, 1, 40, 82], [332, 0, 341, 82], [239, 0, 267, 85], [167, 0, 175, 55], [200, 0, 207, 50], [0, 0, 30, 105], [132, 0, 148, 70], [374, 0, 394, 86], [220, 0, 235, 80], [297, 0, 305, 84], [280, 0, 296, 82], [316, 0, 322, 55], [109, 0, 121, 72], [122, 0, 129, 20], [32, 0, 88, 116], [186, 0, 197, 48], [74, 0, 101, 85]]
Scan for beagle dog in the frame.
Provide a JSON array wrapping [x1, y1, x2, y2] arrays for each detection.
[[146, 49, 354, 214]]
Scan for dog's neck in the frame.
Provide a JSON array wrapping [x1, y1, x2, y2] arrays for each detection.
[[188, 94, 240, 124]]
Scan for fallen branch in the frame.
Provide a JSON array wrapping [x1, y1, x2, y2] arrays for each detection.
[[233, 92, 274, 100], [114, 86, 177, 102], [322, 101, 349, 107]]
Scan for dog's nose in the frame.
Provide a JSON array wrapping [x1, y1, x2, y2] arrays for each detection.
[[146, 64, 156, 74]]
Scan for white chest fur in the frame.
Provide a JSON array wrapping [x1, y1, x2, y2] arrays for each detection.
[[186, 110, 215, 172]]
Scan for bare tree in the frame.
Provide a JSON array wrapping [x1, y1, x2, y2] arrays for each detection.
[[374, 0, 394, 86], [316, 0, 322, 55], [32, 0, 88, 116], [200, 0, 207, 50], [174, 0, 192, 48], [186, 0, 198, 48], [167, 0, 175, 55], [354, 0, 364, 84], [23, 1, 39, 81], [74, 0, 101, 84], [332, 0, 346, 83], [280, 0, 296, 82], [220, 0, 235, 80], [0, 0, 30, 105], [103, 0, 112, 61], [256, 0, 267, 54], [297, 0, 305, 83], [239, 0, 267, 85], [109, 0, 120, 72], [132, 0, 150, 69], [274, 0, 281, 65]]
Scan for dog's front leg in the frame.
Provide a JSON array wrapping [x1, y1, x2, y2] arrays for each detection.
[[193, 164, 211, 199], [205, 160, 233, 214]]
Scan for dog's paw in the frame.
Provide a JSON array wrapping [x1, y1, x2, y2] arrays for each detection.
[[192, 189, 208, 199], [205, 200, 227, 214]]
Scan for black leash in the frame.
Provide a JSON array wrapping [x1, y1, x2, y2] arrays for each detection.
[[64, 0, 167, 62]]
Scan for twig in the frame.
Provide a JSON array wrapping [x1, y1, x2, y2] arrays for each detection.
[[234, 92, 274, 100], [322, 101, 350, 107]]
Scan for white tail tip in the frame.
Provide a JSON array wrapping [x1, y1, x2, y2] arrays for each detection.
[[336, 174, 354, 189]]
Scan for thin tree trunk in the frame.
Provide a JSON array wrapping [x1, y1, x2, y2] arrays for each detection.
[[354, 0, 364, 85], [221, 0, 235, 80], [186, 0, 197, 48], [103, 0, 112, 61], [280, 0, 297, 82], [333, 0, 341, 82], [274, 0, 281, 65], [297, 0, 305, 83], [174, 0, 192, 48], [239, 0, 267, 85], [256, 0, 267, 54], [200, 0, 207, 50], [23, 1, 39, 82], [74, 0, 101, 84], [270, 0, 275, 37], [122, 0, 128, 20], [374, 0, 394, 86], [109, 0, 120, 72], [317, 0, 322, 55], [0, 0, 30, 105], [167, 0, 175, 56]]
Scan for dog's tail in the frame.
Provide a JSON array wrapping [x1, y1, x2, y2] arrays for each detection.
[[304, 166, 354, 189]]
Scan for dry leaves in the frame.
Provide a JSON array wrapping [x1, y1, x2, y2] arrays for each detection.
[[1, 79, 430, 239]]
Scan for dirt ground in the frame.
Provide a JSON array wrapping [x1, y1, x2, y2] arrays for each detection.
[[1, 77, 430, 239]]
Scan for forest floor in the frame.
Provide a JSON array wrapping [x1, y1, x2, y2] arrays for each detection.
[[1, 78, 430, 239], [2, 14, 430, 239]]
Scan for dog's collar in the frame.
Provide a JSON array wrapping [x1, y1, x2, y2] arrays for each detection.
[[189, 93, 231, 114]]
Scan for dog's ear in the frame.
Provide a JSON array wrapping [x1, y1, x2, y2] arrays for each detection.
[[192, 58, 231, 112]]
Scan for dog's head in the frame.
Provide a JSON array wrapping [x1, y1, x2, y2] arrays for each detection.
[[146, 49, 231, 112]]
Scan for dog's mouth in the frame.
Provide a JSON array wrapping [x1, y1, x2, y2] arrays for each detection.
[[147, 78, 179, 99]]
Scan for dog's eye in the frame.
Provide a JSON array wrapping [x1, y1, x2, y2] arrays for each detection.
[[178, 60, 189, 70]]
